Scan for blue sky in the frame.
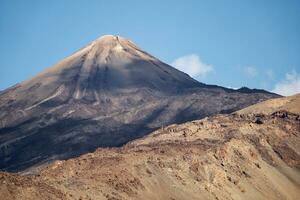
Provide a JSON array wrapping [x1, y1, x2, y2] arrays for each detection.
[[0, 0, 299, 95]]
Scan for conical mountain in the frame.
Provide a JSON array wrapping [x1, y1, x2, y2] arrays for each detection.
[[0, 35, 278, 171], [19, 35, 200, 99]]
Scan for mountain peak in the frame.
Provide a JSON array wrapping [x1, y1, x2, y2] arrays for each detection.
[[18, 34, 201, 100], [97, 34, 118, 39], [94, 34, 122, 45], [95, 34, 126, 42], [79, 34, 154, 64]]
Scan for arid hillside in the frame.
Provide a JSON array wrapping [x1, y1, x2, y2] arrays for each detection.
[[1, 94, 299, 200], [237, 93, 300, 115]]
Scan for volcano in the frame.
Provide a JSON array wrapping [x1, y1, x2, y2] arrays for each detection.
[[0, 35, 278, 171]]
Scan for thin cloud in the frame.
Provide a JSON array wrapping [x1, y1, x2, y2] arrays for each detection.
[[272, 70, 300, 96], [171, 54, 213, 77], [266, 69, 275, 80], [244, 66, 258, 77]]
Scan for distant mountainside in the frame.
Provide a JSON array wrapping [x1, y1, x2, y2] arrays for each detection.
[[237, 93, 300, 115], [1, 94, 299, 200], [0, 35, 278, 171]]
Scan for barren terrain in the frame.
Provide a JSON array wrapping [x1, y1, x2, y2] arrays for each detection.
[[1, 94, 299, 200]]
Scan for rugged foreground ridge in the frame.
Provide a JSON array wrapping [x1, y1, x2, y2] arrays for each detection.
[[0, 35, 278, 171], [1, 94, 299, 200]]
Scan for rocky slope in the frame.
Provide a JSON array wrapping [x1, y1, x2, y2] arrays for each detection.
[[1, 94, 299, 200], [0, 35, 278, 171]]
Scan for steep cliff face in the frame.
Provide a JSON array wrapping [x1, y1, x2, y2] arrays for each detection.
[[0, 35, 278, 171]]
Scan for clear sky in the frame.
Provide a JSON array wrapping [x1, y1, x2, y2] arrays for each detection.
[[0, 0, 299, 95]]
